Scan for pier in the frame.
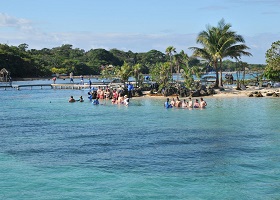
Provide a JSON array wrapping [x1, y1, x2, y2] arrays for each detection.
[[1, 83, 113, 90], [51, 83, 108, 90], [12, 84, 53, 90], [0, 85, 13, 90]]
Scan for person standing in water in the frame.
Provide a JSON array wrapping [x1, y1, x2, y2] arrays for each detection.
[[127, 82, 134, 98], [200, 98, 207, 108], [164, 98, 172, 108], [193, 99, 200, 108], [52, 77, 57, 84], [70, 72, 74, 83], [188, 97, 193, 108]]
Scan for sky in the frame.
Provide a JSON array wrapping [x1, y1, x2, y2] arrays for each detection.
[[1, 0, 280, 64]]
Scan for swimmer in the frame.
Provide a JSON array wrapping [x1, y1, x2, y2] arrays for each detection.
[[68, 96, 76, 103]]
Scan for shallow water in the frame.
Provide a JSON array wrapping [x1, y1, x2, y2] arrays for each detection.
[[0, 87, 280, 199]]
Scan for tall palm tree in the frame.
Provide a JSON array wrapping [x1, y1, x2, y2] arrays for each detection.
[[189, 26, 220, 87], [215, 19, 252, 86], [189, 19, 252, 88], [132, 63, 142, 87], [173, 50, 185, 82], [165, 46, 176, 82]]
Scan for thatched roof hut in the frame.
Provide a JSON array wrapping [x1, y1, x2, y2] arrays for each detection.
[[0, 68, 10, 82]]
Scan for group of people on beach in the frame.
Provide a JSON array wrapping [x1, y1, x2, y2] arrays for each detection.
[[164, 97, 207, 109]]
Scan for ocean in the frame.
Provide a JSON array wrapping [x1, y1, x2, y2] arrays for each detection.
[[0, 83, 279, 199]]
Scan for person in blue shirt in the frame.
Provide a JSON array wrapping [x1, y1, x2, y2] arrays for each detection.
[[164, 98, 172, 108], [127, 82, 134, 98]]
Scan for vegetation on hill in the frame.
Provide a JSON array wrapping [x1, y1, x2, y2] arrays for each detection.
[[2, 19, 278, 93], [0, 43, 265, 79]]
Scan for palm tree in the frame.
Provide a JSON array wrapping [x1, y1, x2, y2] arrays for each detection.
[[173, 50, 186, 82], [215, 19, 252, 86], [189, 26, 220, 87], [116, 62, 132, 86], [150, 62, 171, 93], [132, 63, 142, 87], [101, 65, 115, 79], [165, 46, 176, 82], [189, 19, 252, 88]]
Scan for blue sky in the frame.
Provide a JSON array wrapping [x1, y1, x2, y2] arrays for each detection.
[[1, 0, 280, 64]]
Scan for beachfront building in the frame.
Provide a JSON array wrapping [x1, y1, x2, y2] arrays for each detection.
[[0, 68, 10, 82]]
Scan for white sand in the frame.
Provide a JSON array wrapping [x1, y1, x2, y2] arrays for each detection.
[[143, 86, 280, 99]]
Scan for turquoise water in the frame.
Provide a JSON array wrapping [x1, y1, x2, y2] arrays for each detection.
[[0, 87, 280, 199]]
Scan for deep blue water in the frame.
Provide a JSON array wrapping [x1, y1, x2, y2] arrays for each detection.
[[0, 86, 280, 199]]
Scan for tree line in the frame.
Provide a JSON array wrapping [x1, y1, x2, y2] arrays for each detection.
[[0, 43, 265, 78]]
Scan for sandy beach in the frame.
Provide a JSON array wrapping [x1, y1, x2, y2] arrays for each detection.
[[211, 86, 280, 98], [144, 86, 280, 99]]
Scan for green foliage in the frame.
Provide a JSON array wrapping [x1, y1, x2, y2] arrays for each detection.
[[116, 62, 132, 83], [264, 40, 280, 81], [132, 63, 142, 87], [101, 65, 116, 79], [150, 62, 171, 91], [189, 19, 252, 87], [0, 34, 261, 80]]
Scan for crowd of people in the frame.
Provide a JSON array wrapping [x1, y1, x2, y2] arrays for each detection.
[[67, 79, 207, 109], [88, 85, 130, 106], [164, 97, 207, 109], [69, 85, 130, 106]]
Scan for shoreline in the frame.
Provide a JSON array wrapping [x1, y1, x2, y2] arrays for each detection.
[[142, 86, 280, 99]]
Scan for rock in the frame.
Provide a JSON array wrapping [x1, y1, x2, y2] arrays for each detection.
[[255, 92, 263, 97], [272, 92, 279, 97], [248, 92, 254, 97], [200, 89, 207, 96], [191, 90, 200, 97], [199, 85, 207, 91], [207, 88, 216, 95]]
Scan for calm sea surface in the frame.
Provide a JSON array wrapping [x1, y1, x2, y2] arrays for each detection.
[[0, 84, 280, 200]]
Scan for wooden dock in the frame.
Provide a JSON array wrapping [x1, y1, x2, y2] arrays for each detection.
[[0, 85, 13, 90], [6, 83, 111, 90], [51, 84, 107, 90]]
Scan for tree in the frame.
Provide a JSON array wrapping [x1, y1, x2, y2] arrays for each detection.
[[132, 63, 142, 87], [101, 65, 116, 79], [235, 61, 248, 89], [176, 51, 202, 89], [189, 25, 220, 87], [189, 19, 251, 88], [116, 62, 132, 85], [264, 40, 280, 81], [150, 62, 171, 93], [85, 48, 122, 75], [173, 51, 184, 82], [165, 46, 176, 82], [214, 19, 251, 86]]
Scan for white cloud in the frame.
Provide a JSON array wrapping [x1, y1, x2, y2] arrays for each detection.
[[0, 13, 34, 31]]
